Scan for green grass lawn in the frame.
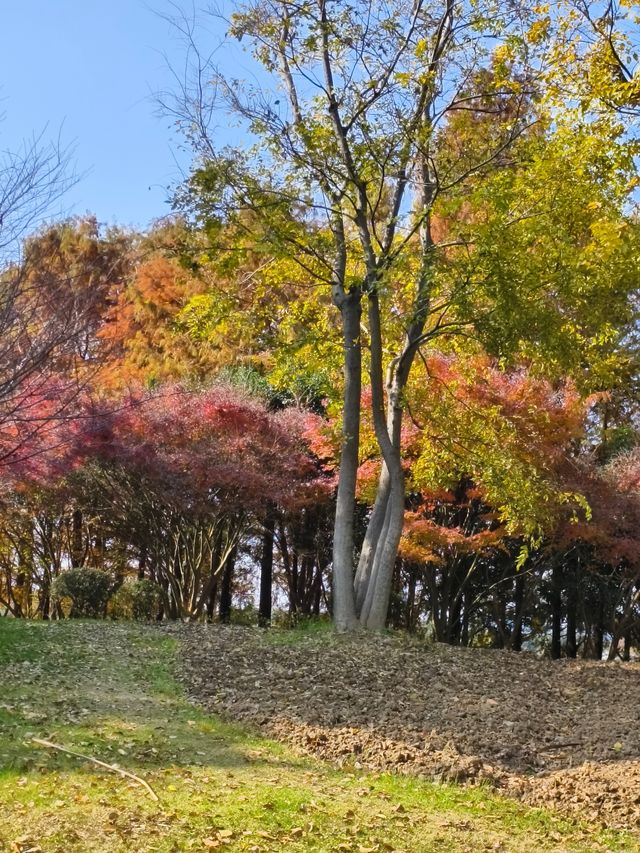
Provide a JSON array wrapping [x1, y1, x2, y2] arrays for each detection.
[[0, 619, 636, 853]]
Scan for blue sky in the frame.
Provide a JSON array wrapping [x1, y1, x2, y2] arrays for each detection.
[[0, 1, 233, 230]]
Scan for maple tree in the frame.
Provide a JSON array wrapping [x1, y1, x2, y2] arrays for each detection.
[[37, 383, 330, 620], [350, 353, 597, 642], [537, 446, 640, 659], [0, 359, 334, 621]]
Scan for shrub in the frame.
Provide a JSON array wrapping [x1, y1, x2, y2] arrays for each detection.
[[130, 579, 161, 620], [108, 578, 161, 621], [272, 611, 333, 632], [51, 568, 112, 618], [229, 602, 257, 626]]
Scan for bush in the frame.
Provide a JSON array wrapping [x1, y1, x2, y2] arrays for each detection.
[[272, 611, 333, 632], [51, 568, 112, 618], [229, 602, 257, 626], [108, 578, 161, 621]]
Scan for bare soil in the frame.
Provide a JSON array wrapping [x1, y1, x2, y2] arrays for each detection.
[[168, 625, 640, 830]]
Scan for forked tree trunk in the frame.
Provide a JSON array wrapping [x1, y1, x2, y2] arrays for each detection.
[[360, 473, 405, 630], [356, 289, 407, 630], [332, 163, 434, 632], [354, 464, 390, 612]]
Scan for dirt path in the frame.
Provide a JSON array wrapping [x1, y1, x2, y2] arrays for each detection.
[[169, 625, 640, 830]]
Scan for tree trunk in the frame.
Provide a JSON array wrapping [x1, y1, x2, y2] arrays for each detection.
[[360, 474, 405, 630], [461, 594, 470, 646], [511, 572, 525, 652], [550, 563, 562, 660], [594, 601, 605, 661], [355, 191, 433, 628], [203, 537, 222, 621], [40, 587, 51, 620], [206, 578, 218, 620], [218, 546, 236, 624], [406, 565, 417, 631], [449, 585, 463, 646], [138, 545, 147, 580], [259, 508, 275, 627], [71, 509, 83, 568], [358, 293, 407, 631], [354, 465, 390, 612], [565, 565, 577, 659], [313, 574, 322, 616], [332, 292, 361, 631], [623, 631, 631, 661], [388, 559, 404, 629]]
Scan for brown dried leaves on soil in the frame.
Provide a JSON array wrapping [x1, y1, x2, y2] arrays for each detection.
[[167, 625, 640, 830]]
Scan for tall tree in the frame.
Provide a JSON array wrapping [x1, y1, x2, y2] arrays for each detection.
[[166, 0, 548, 629]]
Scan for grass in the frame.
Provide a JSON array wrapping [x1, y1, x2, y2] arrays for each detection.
[[264, 616, 336, 645], [0, 619, 637, 852]]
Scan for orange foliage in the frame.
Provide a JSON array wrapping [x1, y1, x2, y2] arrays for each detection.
[[97, 256, 214, 387]]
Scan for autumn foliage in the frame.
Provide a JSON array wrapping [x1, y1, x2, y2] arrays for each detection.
[[1, 0, 639, 651], [70, 383, 329, 513]]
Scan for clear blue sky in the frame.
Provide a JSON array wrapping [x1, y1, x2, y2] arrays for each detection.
[[0, 1, 232, 231]]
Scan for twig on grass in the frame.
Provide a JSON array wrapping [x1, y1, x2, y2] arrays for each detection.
[[31, 737, 160, 801]]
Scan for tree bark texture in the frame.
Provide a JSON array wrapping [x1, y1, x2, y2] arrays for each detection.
[[331, 292, 361, 631]]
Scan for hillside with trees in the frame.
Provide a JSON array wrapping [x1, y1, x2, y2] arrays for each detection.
[[1, 0, 640, 848], [1, 0, 639, 658]]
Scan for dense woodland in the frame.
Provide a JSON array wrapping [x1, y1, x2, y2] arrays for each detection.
[[1, 0, 639, 659]]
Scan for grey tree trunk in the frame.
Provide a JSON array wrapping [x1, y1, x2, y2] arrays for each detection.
[[332, 291, 361, 631], [354, 463, 390, 614], [356, 291, 408, 630], [359, 389, 406, 631]]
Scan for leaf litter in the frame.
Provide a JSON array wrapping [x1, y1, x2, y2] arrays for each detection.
[[169, 624, 640, 830]]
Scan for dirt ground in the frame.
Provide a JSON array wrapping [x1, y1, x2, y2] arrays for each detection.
[[168, 625, 640, 830]]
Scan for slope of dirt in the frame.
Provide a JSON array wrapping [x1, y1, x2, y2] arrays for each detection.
[[168, 625, 640, 830]]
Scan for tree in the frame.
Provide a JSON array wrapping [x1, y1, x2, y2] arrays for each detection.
[[0, 126, 75, 458], [0, 129, 74, 260], [97, 252, 214, 388], [542, 445, 640, 659], [0, 218, 131, 477], [56, 383, 330, 620], [551, 1, 640, 119], [166, 0, 549, 629]]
